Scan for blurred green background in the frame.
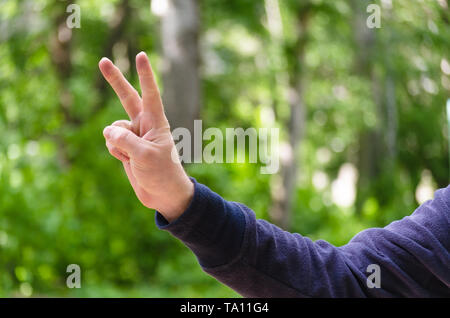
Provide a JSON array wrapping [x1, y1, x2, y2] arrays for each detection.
[[0, 0, 449, 297]]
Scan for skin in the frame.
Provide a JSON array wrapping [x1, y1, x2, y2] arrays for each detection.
[[99, 52, 194, 222]]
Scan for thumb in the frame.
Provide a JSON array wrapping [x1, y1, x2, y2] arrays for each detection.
[[103, 125, 145, 156]]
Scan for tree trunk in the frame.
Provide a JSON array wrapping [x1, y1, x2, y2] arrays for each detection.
[[351, 0, 389, 213], [92, 0, 132, 115], [269, 6, 311, 230], [385, 73, 397, 161], [49, 0, 132, 167], [160, 0, 201, 138]]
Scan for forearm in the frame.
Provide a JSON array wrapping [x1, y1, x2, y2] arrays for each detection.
[[100, 51, 449, 298], [155, 179, 364, 297], [156, 179, 450, 298]]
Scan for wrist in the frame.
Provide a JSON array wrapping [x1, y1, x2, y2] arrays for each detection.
[[159, 176, 194, 223]]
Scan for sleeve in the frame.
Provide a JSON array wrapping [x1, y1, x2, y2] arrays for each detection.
[[155, 179, 450, 298]]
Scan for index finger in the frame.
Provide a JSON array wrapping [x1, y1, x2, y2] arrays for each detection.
[[99, 57, 142, 120]]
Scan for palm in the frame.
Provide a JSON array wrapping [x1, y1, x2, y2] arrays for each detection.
[[125, 127, 174, 208]]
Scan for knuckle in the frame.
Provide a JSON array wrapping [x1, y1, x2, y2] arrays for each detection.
[[114, 131, 129, 144], [121, 90, 139, 104], [145, 89, 162, 104], [121, 133, 131, 145], [108, 73, 120, 84]]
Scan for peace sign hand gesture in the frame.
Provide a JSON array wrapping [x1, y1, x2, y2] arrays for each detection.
[[99, 52, 193, 222]]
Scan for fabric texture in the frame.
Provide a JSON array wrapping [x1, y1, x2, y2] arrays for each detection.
[[155, 179, 450, 297]]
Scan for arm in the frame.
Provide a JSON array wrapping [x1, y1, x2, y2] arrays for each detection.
[[156, 179, 450, 297], [99, 53, 449, 298]]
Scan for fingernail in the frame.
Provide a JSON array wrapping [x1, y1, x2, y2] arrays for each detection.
[[99, 57, 111, 65], [137, 51, 147, 58], [103, 126, 112, 138]]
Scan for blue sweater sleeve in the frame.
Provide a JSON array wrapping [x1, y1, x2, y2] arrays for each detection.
[[155, 179, 450, 297]]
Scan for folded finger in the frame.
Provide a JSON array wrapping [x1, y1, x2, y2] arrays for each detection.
[[106, 141, 130, 162]]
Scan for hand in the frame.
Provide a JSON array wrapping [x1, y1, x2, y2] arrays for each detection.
[[99, 52, 194, 222]]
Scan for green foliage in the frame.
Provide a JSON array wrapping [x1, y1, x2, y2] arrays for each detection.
[[0, 0, 448, 297]]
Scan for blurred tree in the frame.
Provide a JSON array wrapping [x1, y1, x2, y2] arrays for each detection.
[[159, 0, 201, 142], [351, 0, 385, 213], [0, 0, 448, 297], [268, 1, 312, 230]]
